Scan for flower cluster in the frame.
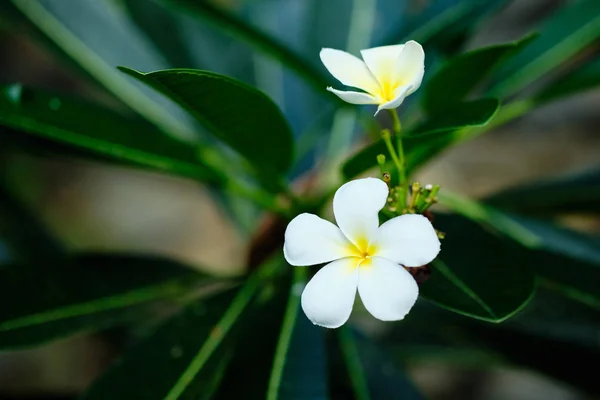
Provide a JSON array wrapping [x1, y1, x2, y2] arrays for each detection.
[[283, 40, 439, 328]]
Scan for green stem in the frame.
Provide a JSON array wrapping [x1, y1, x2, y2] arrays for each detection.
[[381, 129, 403, 179], [388, 109, 407, 210]]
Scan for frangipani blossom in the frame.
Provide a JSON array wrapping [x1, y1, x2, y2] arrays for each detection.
[[284, 178, 440, 328], [320, 41, 425, 114]]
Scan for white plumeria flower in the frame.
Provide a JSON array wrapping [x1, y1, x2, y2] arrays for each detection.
[[320, 41, 425, 114], [283, 178, 440, 328]]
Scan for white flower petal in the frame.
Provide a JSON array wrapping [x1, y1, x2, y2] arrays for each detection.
[[284, 213, 352, 266], [320, 48, 380, 94], [358, 256, 418, 321], [375, 85, 411, 114], [395, 41, 425, 95], [301, 258, 359, 328], [333, 178, 388, 248], [360, 44, 405, 87], [373, 214, 441, 267], [327, 87, 379, 105]]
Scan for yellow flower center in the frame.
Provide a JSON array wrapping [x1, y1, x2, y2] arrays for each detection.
[[346, 237, 377, 268], [378, 80, 396, 102]]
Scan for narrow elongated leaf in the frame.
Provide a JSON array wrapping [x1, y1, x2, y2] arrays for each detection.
[[492, 0, 600, 97], [81, 255, 283, 400], [267, 268, 328, 400], [0, 254, 203, 349], [334, 327, 424, 400], [0, 178, 63, 262], [485, 166, 600, 214], [423, 36, 534, 112], [159, 0, 329, 94], [213, 280, 290, 399], [7, 0, 194, 138], [342, 99, 500, 179], [81, 290, 237, 400], [119, 68, 294, 176], [385, 0, 510, 56], [421, 214, 535, 322], [0, 84, 221, 183], [535, 57, 600, 103]]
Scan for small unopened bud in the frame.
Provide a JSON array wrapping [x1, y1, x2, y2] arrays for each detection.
[[425, 184, 433, 190]]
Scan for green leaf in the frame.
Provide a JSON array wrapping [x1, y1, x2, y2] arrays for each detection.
[[82, 255, 283, 400], [535, 57, 600, 104], [410, 99, 500, 135], [81, 290, 237, 400], [485, 166, 600, 215], [439, 191, 600, 308], [512, 218, 600, 309], [421, 214, 535, 322], [492, 0, 600, 97], [342, 99, 500, 179], [469, 322, 600, 396], [0, 253, 204, 349], [423, 36, 535, 112], [0, 84, 221, 183], [385, 0, 510, 56], [158, 0, 329, 94], [119, 67, 294, 176], [267, 268, 328, 400], [334, 327, 424, 400], [7, 0, 195, 139], [0, 177, 64, 263]]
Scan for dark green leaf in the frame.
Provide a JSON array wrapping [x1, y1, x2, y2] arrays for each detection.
[[82, 255, 283, 400], [7, 0, 195, 137], [213, 279, 290, 399], [420, 214, 535, 322], [485, 166, 600, 215], [0, 253, 203, 349], [0, 177, 64, 263], [81, 289, 238, 400], [492, 0, 600, 97], [334, 327, 424, 400], [342, 99, 500, 179], [439, 191, 600, 308], [0, 84, 221, 183], [535, 57, 600, 103], [411, 98, 500, 135], [158, 0, 330, 94], [385, 0, 510, 56], [266, 268, 328, 400], [423, 36, 535, 112], [469, 322, 600, 396], [385, 294, 600, 395], [511, 217, 600, 308], [119, 67, 294, 176]]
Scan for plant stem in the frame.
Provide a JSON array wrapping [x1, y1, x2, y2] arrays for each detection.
[[388, 109, 407, 211], [381, 129, 403, 179]]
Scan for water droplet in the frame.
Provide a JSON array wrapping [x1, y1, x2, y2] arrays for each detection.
[[170, 346, 183, 359], [49, 98, 61, 110], [4, 84, 23, 104]]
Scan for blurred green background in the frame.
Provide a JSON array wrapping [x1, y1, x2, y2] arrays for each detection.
[[0, 0, 599, 399]]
